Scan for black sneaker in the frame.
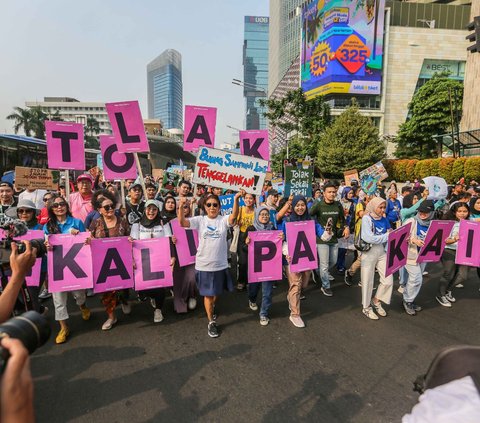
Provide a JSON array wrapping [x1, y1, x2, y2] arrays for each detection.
[[321, 287, 333, 297], [311, 271, 319, 285], [344, 271, 353, 286], [212, 306, 217, 321], [412, 303, 422, 312], [207, 322, 219, 338], [403, 301, 416, 316]]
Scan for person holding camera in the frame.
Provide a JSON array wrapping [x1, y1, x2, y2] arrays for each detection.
[[44, 195, 91, 344]]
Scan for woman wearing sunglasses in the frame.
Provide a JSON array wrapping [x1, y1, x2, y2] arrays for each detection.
[[89, 196, 130, 330], [44, 194, 91, 344], [177, 190, 242, 338]]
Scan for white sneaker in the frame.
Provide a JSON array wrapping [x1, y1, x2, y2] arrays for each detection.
[[153, 309, 164, 323], [150, 298, 156, 309], [260, 316, 270, 326], [456, 284, 464, 288], [398, 286, 405, 294], [102, 317, 117, 330], [188, 297, 197, 310], [289, 315, 305, 328], [121, 302, 131, 315], [422, 271, 429, 276], [328, 274, 335, 281], [362, 308, 379, 320], [371, 301, 387, 317], [249, 301, 258, 311]]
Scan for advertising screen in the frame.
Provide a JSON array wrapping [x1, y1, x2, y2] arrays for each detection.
[[301, 0, 385, 99]]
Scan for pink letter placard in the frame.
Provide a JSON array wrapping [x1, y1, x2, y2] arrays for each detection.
[[248, 230, 282, 283], [14, 230, 44, 287], [100, 135, 137, 180], [91, 237, 134, 293], [133, 238, 173, 290], [170, 218, 199, 267], [417, 220, 455, 263], [239, 130, 270, 162], [286, 220, 317, 272], [105, 101, 149, 153], [385, 223, 411, 277], [184, 105, 217, 152], [47, 233, 93, 292], [455, 220, 480, 267], [45, 121, 85, 170]]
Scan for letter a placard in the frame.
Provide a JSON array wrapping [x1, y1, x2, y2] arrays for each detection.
[[183, 105, 217, 152], [100, 135, 137, 180], [105, 100, 150, 153], [45, 121, 85, 170], [248, 230, 282, 283], [286, 220, 317, 272]]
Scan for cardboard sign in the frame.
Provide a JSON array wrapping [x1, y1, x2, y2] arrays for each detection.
[[359, 161, 388, 182], [100, 135, 137, 180], [284, 166, 313, 197], [47, 233, 93, 292], [417, 220, 455, 263], [247, 230, 283, 283], [184, 105, 217, 152], [162, 171, 180, 194], [105, 101, 150, 153], [45, 121, 85, 170], [152, 169, 164, 182], [344, 169, 359, 187], [13, 230, 44, 287], [193, 147, 268, 195], [14, 166, 60, 190], [170, 218, 199, 267], [286, 220, 318, 272], [91, 237, 134, 293], [385, 223, 411, 277], [133, 238, 173, 290], [455, 220, 480, 267], [239, 130, 269, 162]]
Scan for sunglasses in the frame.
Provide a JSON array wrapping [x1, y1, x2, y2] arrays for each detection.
[[52, 202, 67, 208], [18, 209, 34, 214], [102, 205, 114, 211], [43, 197, 52, 202], [205, 203, 219, 208]]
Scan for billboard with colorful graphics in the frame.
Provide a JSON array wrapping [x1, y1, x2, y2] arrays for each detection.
[[301, 0, 385, 99]]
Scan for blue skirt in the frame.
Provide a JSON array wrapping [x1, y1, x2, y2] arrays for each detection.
[[195, 269, 234, 297]]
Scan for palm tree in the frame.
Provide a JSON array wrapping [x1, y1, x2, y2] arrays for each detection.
[[6, 106, 33, 136], [29, 106, 48, 139], [84, 116, 101, 149]]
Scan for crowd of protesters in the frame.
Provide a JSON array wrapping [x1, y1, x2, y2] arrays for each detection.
[[0, 172, 479, 340]]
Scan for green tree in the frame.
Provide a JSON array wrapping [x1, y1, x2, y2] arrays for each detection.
[[6, 106, 33, 136], [395, 73, 463, 159], [29, 106, 48, 139], [270, 136, 305, 174], [317, 100, 385, 176], [84, 116, 101, 149]]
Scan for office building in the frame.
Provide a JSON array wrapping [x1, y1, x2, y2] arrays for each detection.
[[243, 16, 269, 130], [147, 49, 183, 130]]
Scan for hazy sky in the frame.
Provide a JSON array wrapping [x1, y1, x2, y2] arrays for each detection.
[[0, 0, 269, 145]]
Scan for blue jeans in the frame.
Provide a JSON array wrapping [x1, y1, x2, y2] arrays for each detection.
[[403, 264, 423, 303], [336, 248, 347, 271], [248, 281, 274, 317], [316, 243, 339, 289]]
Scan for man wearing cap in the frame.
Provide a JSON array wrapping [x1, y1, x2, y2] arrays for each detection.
[[126, 179, 145, 225], [69, 174, 94, 223], [0, 182, 17, 216]]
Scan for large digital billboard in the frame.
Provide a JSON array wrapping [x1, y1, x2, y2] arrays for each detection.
[[301, 0, 385, 99]]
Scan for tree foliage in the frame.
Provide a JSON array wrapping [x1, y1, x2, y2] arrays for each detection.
[[317, 100, 385, 176], [395, 73, 463, 159], [6, 106, 62, 139], [85, 116, 101, 149]]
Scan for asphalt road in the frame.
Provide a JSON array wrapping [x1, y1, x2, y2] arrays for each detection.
[[31, 261, 480, 423]]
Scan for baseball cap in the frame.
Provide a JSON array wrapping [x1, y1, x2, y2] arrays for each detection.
[[418, 200, 434, 213], [267, 189, 279, 197], [77, 174, 94, 184]]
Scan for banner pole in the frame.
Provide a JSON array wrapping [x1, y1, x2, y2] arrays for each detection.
[[134, 153, 147, 197], [65, 170, 70, 201], [120, 179, 126, 208]]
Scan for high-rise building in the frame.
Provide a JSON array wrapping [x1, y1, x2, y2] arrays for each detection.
[[243, 16, 269, 130], [147, 49, 183, 130]]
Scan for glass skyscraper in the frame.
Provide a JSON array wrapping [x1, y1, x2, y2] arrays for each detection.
[[147, 49, 183, 130], [243, 16, 269, 130]]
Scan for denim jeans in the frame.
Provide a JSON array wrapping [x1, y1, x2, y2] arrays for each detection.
[[248, 281, 274, 317], [336, 248, 347, 271], [316, 243, 339, 289], [403, 264, 423, 303]]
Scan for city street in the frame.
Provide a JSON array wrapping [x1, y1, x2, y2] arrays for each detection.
[[32, 262, 480, 423]]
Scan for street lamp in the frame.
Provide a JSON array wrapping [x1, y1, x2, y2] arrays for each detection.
[[232, 79, 267, 95]]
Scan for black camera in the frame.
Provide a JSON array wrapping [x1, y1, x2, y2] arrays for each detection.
[[0, 311, 51, 372]]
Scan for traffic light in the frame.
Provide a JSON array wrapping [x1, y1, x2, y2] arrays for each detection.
[[466, 16, 480, 53]]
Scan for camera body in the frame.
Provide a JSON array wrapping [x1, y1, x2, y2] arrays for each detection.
[[0, 238, 47, 265]]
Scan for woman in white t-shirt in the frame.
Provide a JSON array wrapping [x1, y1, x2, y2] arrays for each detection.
[[177, 191, 242, 338]]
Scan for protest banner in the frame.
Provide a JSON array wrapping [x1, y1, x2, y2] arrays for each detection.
[[184, 105, 217, 152], [417, 221, 455, 263], [133, 238, 173, 290], [14, 166, 60, 190], [13, 230, 44, 287], [45, 121, 85, 170], [385, 223, 411, 277], [100, 135, 137, 180], [455, 220, 480, 267], [344, 169, 359, 186], [91, 237, 134, 293], [423, 176, 449, 201], [247, 230, 283, 283], [192, 147, 268, 195], [284, 166, 313, 197], [271, 177, 284, 194], [219, 195, 245, 215], [286, 221, 317, 272], [170, 219, 199, 267], [105, 100, 149, 153], [161, 171, 181, 194], [360, 161, 388, 182], [152, 169, 164, 182], [239, 130, 269, 162], [47, 233, 93, 292]]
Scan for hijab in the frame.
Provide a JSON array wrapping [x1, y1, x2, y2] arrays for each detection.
[[341, 187, 353, 201], [160, 196, 177, 223], [289, 195, 311, 222], [414, 212, 434, 227], [253, 206, 274, 231], [365, 197, 386, 220], [140, 203, 162, 229]]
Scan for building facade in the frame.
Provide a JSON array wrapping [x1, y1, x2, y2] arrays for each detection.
[[147, 49, 183, 130], [243, 16, 269, 130], [25, 97, 112, 134]]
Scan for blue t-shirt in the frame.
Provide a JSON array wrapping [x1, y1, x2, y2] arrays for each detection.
[[43, 216, 86, 235], [416, 222, 429, 251], [372, 217, 390, 236]]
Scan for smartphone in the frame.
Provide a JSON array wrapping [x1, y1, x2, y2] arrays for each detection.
[[325, 217, 333, 232]]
